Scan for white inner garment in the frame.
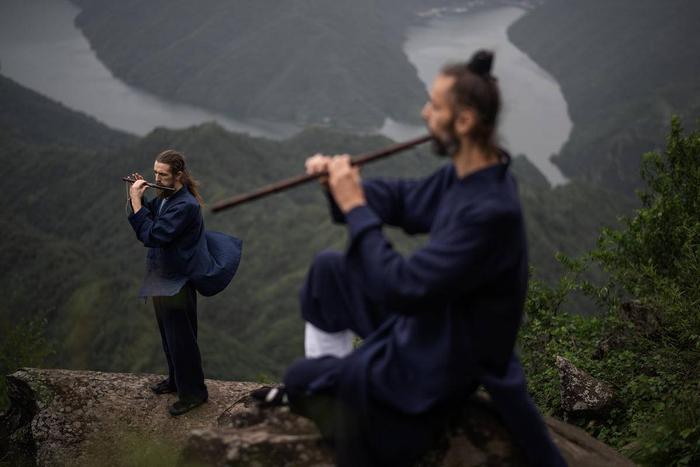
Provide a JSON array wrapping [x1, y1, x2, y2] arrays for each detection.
[[304, 322, 355, 358]]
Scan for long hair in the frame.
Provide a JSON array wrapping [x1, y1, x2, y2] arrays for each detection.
[[155, 149, 204, 205], [441, 50, 501, 154]]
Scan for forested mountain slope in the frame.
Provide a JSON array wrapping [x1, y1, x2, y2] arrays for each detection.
[[69, 0, 432, 131], [0, 74, 134, 150], [509, 0, 700, 193], [1, 73, 620, 381]]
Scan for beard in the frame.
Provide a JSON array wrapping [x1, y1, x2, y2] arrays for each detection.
[[429, 117, 460, 158], [157, 181, 176, 198], [431, 135, 458, 157]]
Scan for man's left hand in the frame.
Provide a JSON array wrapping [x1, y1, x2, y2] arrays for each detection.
[[328, 155, 366, 213]]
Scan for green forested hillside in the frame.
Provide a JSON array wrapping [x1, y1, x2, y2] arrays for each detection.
[[0, 73, 619, 385], [69, 0, 431, 131], [519, 119, 700, 466], [2, 2, 698, 462], [509, 0, 700, 193], [0, 74, 134, 150]]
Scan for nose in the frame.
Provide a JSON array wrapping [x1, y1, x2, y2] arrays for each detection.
[[421, 102, 430, 121]]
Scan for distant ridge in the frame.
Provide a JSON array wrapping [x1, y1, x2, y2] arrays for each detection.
[[508, 0, 700, 193], [0, 74, 135, 151], [69, 0, 431, 131]]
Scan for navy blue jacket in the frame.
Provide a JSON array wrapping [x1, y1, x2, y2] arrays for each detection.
[[330, 159, 528, 415], [128, 186, 242, 298]]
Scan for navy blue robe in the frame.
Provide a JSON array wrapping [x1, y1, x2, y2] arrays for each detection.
[[286, 159, 563, 466], [333, 161, 526, 409], [128, 186, 242, 297]]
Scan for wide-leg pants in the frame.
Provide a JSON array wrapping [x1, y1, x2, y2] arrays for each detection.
[[153, 282, 208, 401], [285, 250, 567, 466]]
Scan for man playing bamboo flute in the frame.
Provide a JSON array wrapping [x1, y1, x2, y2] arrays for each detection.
[[128, 150, 241, 416], [253, 50, 567, 466]]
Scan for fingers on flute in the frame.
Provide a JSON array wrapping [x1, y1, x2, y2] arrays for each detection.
[[305, 153, 332, 175], [329, 154, 352, 171]]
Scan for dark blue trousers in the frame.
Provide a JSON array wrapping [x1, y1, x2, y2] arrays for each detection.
[[300, 250, 387, 336], [285, 356, 449, 467], [482, 355, 567, 466], [286, 250, 567, 466], [153, 282, 208, 401]]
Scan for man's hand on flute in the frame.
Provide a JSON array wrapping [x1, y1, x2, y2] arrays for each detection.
[[129, 172, 149, 213], [328, 155, 366, 213], [305, 154, 366, 213], [305, 154, 332, 187]]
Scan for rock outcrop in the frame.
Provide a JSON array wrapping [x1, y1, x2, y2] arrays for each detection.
[[555, 356, 615, 413], [1, 368, 634, 466], [0, 368, 260, 466]]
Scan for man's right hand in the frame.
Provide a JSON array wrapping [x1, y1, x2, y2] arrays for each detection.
[[305, 154, 332, 187], [129, 175, 149, 213], [129, 179, 149, 199]]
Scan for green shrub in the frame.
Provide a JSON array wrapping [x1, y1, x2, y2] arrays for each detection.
[[520, 118, 700, 466]]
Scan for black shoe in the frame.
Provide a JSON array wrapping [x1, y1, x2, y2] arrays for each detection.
[[169, 395, 207, 416], [150, 379, 177, 395], [251, 385, 288, 407]]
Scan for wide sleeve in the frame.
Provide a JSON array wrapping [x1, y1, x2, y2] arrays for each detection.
[[327, 164, 454, 234], [128, 200, 197, 248], [126, 195, 156, 217], [344, 203, 518, 311]]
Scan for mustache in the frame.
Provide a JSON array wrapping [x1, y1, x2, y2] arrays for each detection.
[[157, 180, 176, 197]]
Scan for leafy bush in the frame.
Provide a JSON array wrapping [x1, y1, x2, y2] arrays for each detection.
[[520, 118, 700, 466]]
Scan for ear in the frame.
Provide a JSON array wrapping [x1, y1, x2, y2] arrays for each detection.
[[453, 108, 477, 138], [175, 171, 184, 183]]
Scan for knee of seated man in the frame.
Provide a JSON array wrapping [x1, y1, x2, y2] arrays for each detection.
[[310, 249, 345, 278], [314, 249, 343, 268], [283, 356, 341, 397]]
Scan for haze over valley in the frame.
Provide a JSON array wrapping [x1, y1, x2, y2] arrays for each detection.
[[1, 2, 699, 463]]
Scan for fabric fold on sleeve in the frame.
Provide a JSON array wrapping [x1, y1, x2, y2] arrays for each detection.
[[345, 204, 383, 241], [347, 205, 517, 311]]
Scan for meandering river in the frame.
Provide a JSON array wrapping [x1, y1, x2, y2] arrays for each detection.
[[0, 0, 570, 184]]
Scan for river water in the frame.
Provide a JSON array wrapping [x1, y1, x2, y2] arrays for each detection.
[[0, 0, 299, 139], [0, 0, 570, 184], [383, 6, 571, 184]]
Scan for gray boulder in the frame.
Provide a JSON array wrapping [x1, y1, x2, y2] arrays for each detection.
[[556, 356, 615, 413]]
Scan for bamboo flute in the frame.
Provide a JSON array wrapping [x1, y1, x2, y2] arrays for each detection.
[[122, 177, 176, 192], [211, 134, 432, 213]]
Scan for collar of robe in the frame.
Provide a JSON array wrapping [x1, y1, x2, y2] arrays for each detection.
[[159, 184, 189, 201], [457, 148, 511, 183]]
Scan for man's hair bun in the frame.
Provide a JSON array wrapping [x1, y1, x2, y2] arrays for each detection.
[[467, 50, 494, 77]]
